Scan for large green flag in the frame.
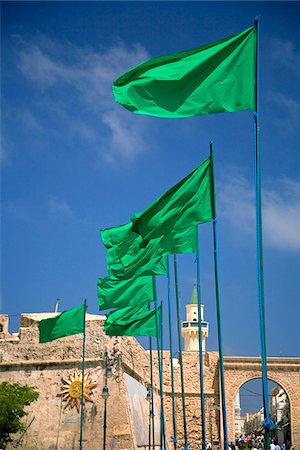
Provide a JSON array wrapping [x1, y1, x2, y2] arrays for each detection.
[[101, 222, 134, 249], [104, 303, 160, 337], [38, 305, 85, 343], [113, 26, 256, 118], [101, 223, 167, 280], [120, 226, 197, 268], [98, 275, 153, 310], [131, 156, 214, 241], [102, 223, 197, 276], [108, 254, 167, 280]]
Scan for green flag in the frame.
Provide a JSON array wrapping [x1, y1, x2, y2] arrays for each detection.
[[38, 305, 85, 343], [120, 226, 197, 268], [104, 303, 160, 337], [108, 254, 167, 280], [101, 223, 167, 280], [131, 156, 214, 241], [101, 222, 134, 250], [102, 223, 197, 277], [113, 26, 256, 118], [98, 275, 153, 310]]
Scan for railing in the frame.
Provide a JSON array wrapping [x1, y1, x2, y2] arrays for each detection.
[[182, 321, 208, 328]]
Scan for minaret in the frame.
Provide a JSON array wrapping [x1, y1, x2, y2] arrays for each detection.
[[181, 282, 209, 352]]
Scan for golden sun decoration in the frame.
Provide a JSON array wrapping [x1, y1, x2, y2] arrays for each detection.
[[61, 370, 96, 412]]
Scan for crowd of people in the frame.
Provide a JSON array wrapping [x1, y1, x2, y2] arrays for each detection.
[[232, 435, 292, 450]]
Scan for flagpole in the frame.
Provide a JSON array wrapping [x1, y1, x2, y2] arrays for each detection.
[[153, 276, 166, 450], [149, 333, 155, 450], [253, 18, 272, 450], [160, 300, 167, 450], [209, 143, 228, 450], [148, 388, 152, 450], [195, 234, 207, 450], [167, 256, 177, 449], [79, 299, 87, 450], [173, 254, 188, 450]]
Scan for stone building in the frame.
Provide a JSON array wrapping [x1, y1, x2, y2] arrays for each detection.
[[1, 304, 299, 450]]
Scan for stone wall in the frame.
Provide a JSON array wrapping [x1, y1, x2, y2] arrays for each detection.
[[1, 314, 299, 450], [0, 314, 150, 450]]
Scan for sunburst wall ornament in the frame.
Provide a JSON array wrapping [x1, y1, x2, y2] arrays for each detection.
[[61, 370, 97, 412]]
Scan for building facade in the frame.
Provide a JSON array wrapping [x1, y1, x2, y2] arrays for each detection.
[[1, 308, 299, 450]]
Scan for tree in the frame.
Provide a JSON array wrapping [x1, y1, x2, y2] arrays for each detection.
[[0, 382, 39, 448]]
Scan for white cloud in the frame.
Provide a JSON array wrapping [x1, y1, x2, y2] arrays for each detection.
[[48, 196, 74, 219], [16, 38, 150, 164], [218, 169, 300, 252]]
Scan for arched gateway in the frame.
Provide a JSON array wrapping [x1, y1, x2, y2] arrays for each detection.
[[224, 356, 300, 447]]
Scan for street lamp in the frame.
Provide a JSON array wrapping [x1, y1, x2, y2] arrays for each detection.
[[101, 386, 110, 400], [106, 365, 113, 378], [210, 402, 220, 449], [102, 351, 110, 450], [146, 385, 153, 450]]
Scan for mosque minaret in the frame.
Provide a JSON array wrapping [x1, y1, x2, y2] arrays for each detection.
[[181, 282, 209, 352]]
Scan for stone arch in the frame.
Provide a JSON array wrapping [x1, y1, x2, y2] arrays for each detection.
[[224, 358, 300, 449], [234, 376, 292, 440]]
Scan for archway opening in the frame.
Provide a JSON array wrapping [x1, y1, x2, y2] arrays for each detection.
[[234, 379, 291, 449]]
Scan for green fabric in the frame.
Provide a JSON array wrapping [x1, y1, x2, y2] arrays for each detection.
[[131, 156, 214, 241], [120, 226, 197, 268], [101, 223, 167, 280], [104, 303, 160, 337], [38, 305, 85, 343], [109, 254, 167, 280], [97, 275, 153, 310], [101, 223, 196, 279], [101, 222, 134, 249], [113, 26, 256, 118]]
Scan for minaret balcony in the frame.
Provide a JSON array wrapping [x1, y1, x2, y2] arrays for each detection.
[[181, 320, 209, 336]]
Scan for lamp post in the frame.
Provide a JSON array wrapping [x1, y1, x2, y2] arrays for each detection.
[[102, 351, 111, 450], [146, 384, 153, 450], [210, 402, 220, 450]]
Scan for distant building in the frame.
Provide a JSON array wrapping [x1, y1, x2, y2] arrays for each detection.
[[234, 392, 244, 436], [181, 282, 209, 352], [271, 386, 288, 423]]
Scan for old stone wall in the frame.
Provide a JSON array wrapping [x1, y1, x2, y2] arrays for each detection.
[[1, 315, 299, 450], [0, 314, 153, 450]]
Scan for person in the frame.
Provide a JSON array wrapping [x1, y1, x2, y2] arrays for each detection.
[[270, 440, 276, 450], [230, 442, 235, 450], [275, 442, 281, 450], [281, 444, 286, 450]]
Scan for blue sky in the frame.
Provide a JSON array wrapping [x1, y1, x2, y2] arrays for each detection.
[[1, 1, 299, 366]]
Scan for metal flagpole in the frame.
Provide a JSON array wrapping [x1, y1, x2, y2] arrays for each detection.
[[79, 299, 87, 450], [160, 300, 167, 450], [148, 390, 152, 450], [153, 276, 166, 450], [253, 17, 273, 450], [173, 254, 188, 450], [209, 143, 229, 450], [149, 333, 155, 450], [195, 233, 207, 450], [167, 256, 177, 449], [102, 351, 109, 450]]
